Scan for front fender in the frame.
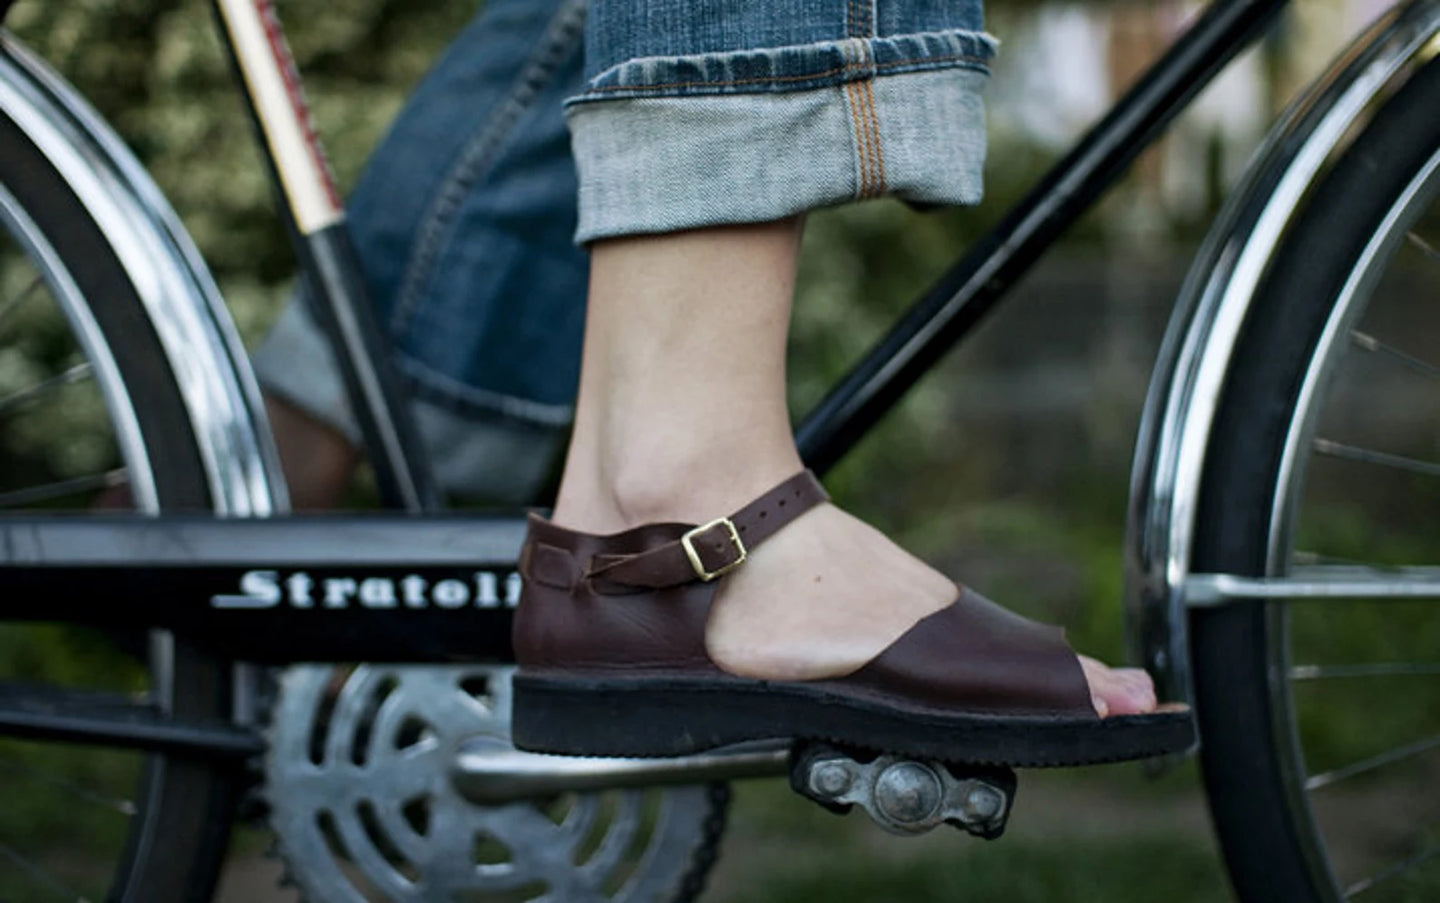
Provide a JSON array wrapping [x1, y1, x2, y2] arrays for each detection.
[[1123, 0, 1440, 709]]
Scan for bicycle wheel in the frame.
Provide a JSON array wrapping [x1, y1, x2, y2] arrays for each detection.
[[1192, 55, 1440, 902], [0, 109, 238, 898]]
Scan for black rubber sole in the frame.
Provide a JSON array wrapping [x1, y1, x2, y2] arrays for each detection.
[[512, 670, 1196, 767]]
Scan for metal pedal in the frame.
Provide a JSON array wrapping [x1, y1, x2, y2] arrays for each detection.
[[788, 742, 1016, 839]]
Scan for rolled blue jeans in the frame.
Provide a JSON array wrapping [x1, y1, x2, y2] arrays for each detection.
[[254, 0, 994, 498]]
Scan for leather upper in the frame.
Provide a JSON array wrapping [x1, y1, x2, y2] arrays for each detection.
[[839, 588, 1094, 716], [513, 469, 1095, 718]]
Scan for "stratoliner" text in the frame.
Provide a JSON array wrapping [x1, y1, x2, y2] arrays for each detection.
[[210, 569, 521, 610]]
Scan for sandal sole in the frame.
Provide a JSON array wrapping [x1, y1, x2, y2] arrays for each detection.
[[511, 670, 1196, 767]]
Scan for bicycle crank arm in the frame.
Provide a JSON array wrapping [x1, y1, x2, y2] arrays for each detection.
[[451, 737, 789, 804], [789, 741, 1016, 838], [0, 680, 263, 758]]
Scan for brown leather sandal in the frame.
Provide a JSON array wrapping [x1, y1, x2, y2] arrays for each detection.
[[511, 470, 1194, 766]]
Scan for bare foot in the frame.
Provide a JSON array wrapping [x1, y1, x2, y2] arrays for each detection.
[[703, 504, 955, 679], [553, 493, 1159, 719]]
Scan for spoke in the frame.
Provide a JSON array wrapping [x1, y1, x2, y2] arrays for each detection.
[[0, 468, 125, 509], [1346, 842, 1440, 898], [1292, 549, 1369, 567], [1291, 662, 1440, 680], [0, 362, 93, 419], [1188, 567, 1440, 606], [0, 751, 135, 815], [1408, 230, 1439, 263], [1350, 331, 1440, 378], [1313, 438, 1440, 479], [0, 273, 42, 332], [0, 837, 87, 901], [1306, 732, 1440, 791]]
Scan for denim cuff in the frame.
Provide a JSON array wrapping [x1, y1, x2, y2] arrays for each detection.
[[253, 301, 568, 502], [567, 30, 996, 242]]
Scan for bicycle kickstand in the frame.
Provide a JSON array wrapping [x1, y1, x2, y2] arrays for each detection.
[[788, 741, 1017, 839]]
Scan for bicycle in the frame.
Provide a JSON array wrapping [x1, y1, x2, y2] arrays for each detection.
[[0, 0, 1436, 900]]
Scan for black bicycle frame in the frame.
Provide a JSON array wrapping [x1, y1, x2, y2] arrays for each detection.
[[0, 0, 1288, 665]]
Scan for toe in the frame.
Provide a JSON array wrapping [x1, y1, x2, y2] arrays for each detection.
[[1079, 656, 1158, 717]]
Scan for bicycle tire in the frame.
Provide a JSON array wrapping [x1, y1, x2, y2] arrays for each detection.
[[1191, 54, 1440, 902], [0, 113, 238, 900]]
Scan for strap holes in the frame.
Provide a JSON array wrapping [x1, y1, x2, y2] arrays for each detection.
[[778, 499, 786, 507]]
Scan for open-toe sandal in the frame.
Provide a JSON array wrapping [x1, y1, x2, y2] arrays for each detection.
[[511, 470, 1194, 766]]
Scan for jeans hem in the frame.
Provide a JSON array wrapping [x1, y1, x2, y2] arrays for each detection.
[[252, 302, 570, 500], [570, 65, 989, 243]]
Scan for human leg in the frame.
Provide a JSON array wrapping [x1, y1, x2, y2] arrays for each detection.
[[252, 0, 589, 506], [263, 396, 358, 509], [512, 0, 1184, 760], [546, 220, 1154, 716]]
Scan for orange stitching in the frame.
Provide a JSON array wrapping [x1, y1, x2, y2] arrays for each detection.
[[857, 0, 873, 37], [851, 42, 881, 198], [862, 77, 886, 194], [840, 45, 871, 197], [849, 45, 880, 197], [848, 81, 874, 197], [847, 0, 870, 38], [579, 52, 990, 94], [849, 0, 873, 39], [862, 83, 881, 198]]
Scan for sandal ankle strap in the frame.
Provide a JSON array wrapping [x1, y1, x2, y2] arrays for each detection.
[[586, 470, 828, 591]]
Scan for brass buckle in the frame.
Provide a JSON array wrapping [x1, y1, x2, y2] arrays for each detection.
[[681, 517, 747, 582]]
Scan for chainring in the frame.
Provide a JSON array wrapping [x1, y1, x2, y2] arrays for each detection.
[[264, 664, 727, 902]]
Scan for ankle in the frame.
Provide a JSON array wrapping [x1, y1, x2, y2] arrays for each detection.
[[554, 442, 803, 532]]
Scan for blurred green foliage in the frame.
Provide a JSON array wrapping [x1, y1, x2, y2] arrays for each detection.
[[4, 2, 1439, 901]]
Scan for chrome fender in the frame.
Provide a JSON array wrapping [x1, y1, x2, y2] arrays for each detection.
[[0, 34, 287, 515], [1124, 0, 1440, 708]]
